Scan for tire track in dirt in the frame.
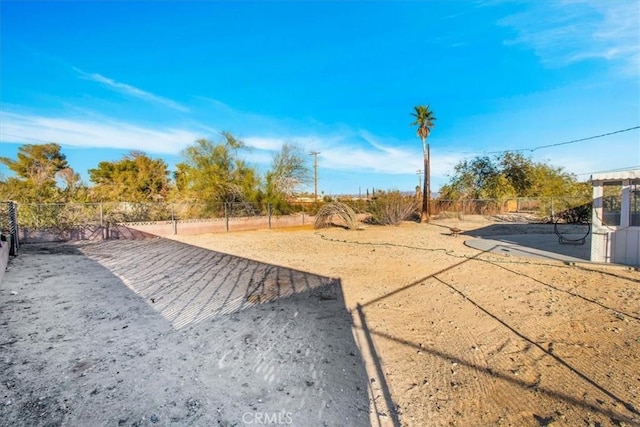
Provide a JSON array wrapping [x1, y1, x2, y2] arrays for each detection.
[[434, 260, 640, 425], [483, 261, 640, 417]]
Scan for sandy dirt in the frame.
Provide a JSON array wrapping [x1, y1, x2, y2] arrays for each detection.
[[1, 216, 639, 426]]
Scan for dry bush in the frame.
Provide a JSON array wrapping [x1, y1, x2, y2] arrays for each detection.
[[314, 202, 360, 229], [553, 202, 592, 224], [366, 191, 419, 225]]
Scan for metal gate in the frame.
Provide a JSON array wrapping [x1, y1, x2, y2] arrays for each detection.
[[0, 201, 20, 256]]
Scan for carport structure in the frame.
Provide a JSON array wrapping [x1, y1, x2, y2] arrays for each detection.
[[590, 169, 640, 266]]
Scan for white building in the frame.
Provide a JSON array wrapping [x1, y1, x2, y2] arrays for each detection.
[[590, 169, 640, 267]]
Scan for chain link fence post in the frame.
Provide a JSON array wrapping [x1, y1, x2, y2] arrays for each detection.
[[171, 203, 177, 235], [224, 203, 229, 232]]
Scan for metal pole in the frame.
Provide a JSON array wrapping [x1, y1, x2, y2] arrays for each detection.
[[310, 151, 320, 203], [225, 203, 229, 232], [100, 203, 104, 240], [171, 203, 177, 235]]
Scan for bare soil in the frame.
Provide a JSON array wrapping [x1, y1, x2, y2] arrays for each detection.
[[1, 216, 639, 427]]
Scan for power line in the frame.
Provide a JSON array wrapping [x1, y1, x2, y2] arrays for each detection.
[[575, 165, 640, 176], [486, 126, 640, 154]]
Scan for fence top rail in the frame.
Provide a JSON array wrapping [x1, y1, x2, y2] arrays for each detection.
[[435, 197, 591, 202]]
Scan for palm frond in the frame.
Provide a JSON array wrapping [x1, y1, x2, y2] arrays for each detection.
[[314, 202, 360, 230]]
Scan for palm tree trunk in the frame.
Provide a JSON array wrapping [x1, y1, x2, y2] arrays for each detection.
[[422, 143, 430, 222], [426, 143, 431, 220]]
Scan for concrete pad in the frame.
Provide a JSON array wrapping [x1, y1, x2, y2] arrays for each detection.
[[465, 233, 591, 263]]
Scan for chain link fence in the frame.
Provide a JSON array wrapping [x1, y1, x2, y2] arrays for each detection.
[[431, 196, 592, 223], [4, 196, 593, 243], [12, 201, 321, 242]]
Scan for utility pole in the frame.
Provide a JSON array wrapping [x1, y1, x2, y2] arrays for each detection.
[[416, 169, 423, 188], [310, 151, 320, 202], [426, 144, 431, 217]]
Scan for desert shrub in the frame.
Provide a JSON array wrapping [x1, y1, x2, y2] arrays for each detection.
[[314, 202, 359, 229], [554, 202, 592, 223], [18, 203, 101, 230], [365, 190, 419, 225]]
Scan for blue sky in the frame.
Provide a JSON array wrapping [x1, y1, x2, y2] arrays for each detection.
[[1, 1, 639, 196]]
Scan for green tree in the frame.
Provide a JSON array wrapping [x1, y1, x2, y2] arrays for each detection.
[[88, 151, 170, 202], [410, 105, 436, 222], [525, 163, 589, 198], [500, 152, 532, 196], [173, 132, 260, 207], [0, 143, 72, 202], [440, 156, 516, 200], [439, 152, 589, 201], [264, 143, 310, 212], [56, 167, 89, 202]]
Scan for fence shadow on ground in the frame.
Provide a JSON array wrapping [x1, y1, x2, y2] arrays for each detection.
[[354, 246, 639, 426], [78, 238, 339, 329], [2, 239, 377, 426], [75, 237, 378, 426]]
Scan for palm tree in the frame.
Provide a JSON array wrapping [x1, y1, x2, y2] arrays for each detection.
[[411, 105, 437, 222]]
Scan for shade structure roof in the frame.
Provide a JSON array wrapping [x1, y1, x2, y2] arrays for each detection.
[[590, 169, 640, 182]]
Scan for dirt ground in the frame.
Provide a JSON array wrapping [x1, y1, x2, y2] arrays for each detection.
[[1, 216, 639, 426]]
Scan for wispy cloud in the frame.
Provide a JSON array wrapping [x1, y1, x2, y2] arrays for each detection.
[[1, 92, 466, 192], [74, 68, 190, 112], [320, 143, 415, 175], [243, 136, 294, 152], [0, 111, 199, 154], [499, 0, 639, 76], [197, 98, 436, 175], [0, 109, 426, 175], [243, 131, 455, 177]]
